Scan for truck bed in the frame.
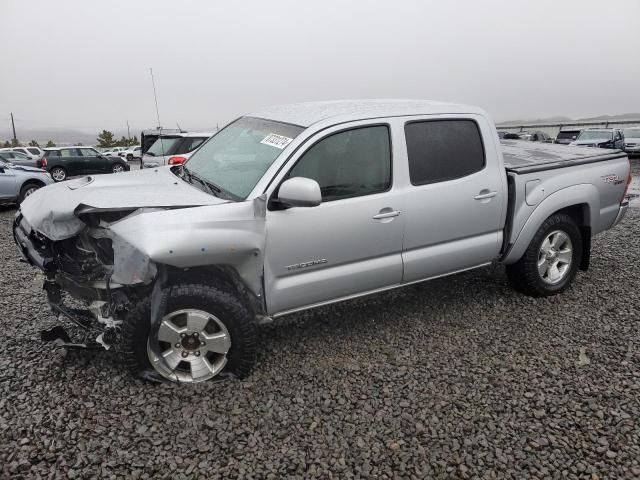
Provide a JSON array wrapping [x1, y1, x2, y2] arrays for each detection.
[[500, 140, 628, 174]]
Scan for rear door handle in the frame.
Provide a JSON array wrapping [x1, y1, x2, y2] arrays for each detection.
[[373, 210, 401, 219], [474, 190, 498, 200]]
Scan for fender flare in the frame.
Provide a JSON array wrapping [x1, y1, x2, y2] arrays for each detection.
[[502, 183, 599, 264]]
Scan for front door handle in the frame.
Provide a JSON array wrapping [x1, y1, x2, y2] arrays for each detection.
[[474, 190, 498, 200], [373, 209, 401, 220]]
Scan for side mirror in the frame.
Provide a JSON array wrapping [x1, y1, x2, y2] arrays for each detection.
[[277, 177, 321, 208]]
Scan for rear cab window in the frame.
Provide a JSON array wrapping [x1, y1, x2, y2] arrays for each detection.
[[404, 119, 485, 185]]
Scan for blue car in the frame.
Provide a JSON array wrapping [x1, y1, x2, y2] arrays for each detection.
[[0, 159, 53, 205]]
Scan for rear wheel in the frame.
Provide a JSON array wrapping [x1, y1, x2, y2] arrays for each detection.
[[50, 166, 67, 182], [506, 213, 582, 297], [18, 182, 42, 203], [122, 283, 257, 383], [112, 163, 125, 173]]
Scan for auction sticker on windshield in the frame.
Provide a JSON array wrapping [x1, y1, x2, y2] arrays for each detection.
[[260, 133, 293, 149]]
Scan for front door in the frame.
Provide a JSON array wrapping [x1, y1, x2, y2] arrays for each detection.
[[264, 123, 405, 315], [401, 115, 506, 283], [79, 148, 108, 173]]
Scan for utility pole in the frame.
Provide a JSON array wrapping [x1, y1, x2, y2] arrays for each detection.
[[10, 112, 17, 143], [126, 120, 131, 141]]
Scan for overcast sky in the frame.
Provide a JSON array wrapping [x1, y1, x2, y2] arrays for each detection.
[[1, 0, 639, 134]]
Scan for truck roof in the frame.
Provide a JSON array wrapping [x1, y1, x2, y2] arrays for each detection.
[[248, 99, 485, 128]]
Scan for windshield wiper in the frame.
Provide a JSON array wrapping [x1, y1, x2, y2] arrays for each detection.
[[182, 166, 231, 199]]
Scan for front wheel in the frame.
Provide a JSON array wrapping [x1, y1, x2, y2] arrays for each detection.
[[50, 166, 67, 182], [122, 284, 257, 383], [506, 213, 582, 297], [112, 163, 125, 173]]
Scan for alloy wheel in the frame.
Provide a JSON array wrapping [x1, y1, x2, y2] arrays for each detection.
[[147, 309, 231, 383], [537, 230, 573, 285]]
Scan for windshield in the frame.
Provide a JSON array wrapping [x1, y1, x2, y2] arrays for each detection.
[[146, 137, 181, 156], [578, 130, 612, 141], [185, 117, 304, 199], [623, 128, 640, 138]]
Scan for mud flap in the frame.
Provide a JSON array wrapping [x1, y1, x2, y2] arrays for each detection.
[[580, 226, 591, 271]]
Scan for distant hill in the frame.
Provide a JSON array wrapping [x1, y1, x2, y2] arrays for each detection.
[[0, 126, 218, 146], [498, 113, 640, 126], [0, 128, 128, 146]]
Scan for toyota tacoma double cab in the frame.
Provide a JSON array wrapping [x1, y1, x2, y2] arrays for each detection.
[[14, 100, 631, 384]]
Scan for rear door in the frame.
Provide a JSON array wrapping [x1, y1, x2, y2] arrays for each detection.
[[401, 115, 506, 283], [0, 162, 17, 201], [58, 148, 84, 175]]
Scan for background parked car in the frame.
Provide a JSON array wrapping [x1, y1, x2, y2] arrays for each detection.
[[555, 129, 582, 145], [0, 150, 40, 168], [141, 132, 212, 168], [0, 159, 53, 204], [39, 146, 130, 182], [121, 145, 142, 161], [103, 147, 127, 156], [622, 127, 640, 156], [0, 146, 44, 160], [570, 128, 625, 149], [515, 130, 552, 142]]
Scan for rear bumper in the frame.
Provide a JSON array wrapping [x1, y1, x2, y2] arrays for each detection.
[[611, 200, 629, 228]]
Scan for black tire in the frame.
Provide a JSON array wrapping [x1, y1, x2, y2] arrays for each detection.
[[506, 213, 582, 297], [126, 154, 133, 161], [112, 163, 125, 173], [121, 283, 257, 383], [50, 166, 67, 182], [18, 182, 42, 203]]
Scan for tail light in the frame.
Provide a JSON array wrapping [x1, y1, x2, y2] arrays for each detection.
[[40, 157, 47, 168], [168, 156, 186, 165]]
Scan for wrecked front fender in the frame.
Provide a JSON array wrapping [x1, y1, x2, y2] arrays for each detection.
[[108, 196, 267, 296]]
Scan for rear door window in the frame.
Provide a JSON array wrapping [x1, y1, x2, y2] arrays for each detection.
[[27, 148, 40, 155], [405, 119, 485, 185]]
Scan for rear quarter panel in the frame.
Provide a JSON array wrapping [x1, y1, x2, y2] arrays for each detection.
[[504, 156, 629, 263]]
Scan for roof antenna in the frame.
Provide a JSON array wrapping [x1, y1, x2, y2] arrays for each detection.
[[176, 122, 183, 132], [150, 68, 162, 130], [150, 67, 166, 157]]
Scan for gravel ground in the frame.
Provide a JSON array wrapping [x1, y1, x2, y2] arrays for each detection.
[[1, 160, 639, 479]]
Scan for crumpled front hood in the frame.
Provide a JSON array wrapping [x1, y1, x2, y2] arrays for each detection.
[[19, 167, 227, 240]]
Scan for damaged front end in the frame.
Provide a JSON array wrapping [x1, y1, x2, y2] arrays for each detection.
[[14, 208, 155, 349], [13, 169, 268, 358]]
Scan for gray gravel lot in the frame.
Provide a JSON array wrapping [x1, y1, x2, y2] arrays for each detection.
[[1, 160, 639, 479]]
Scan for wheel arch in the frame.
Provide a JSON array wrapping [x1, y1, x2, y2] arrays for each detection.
[[156, 263, 266, 316], [503, 184, 598, 265], [20, 178, 46, 190]]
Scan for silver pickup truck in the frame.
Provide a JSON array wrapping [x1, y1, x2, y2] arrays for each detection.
[[13, 100, 631, 384]]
